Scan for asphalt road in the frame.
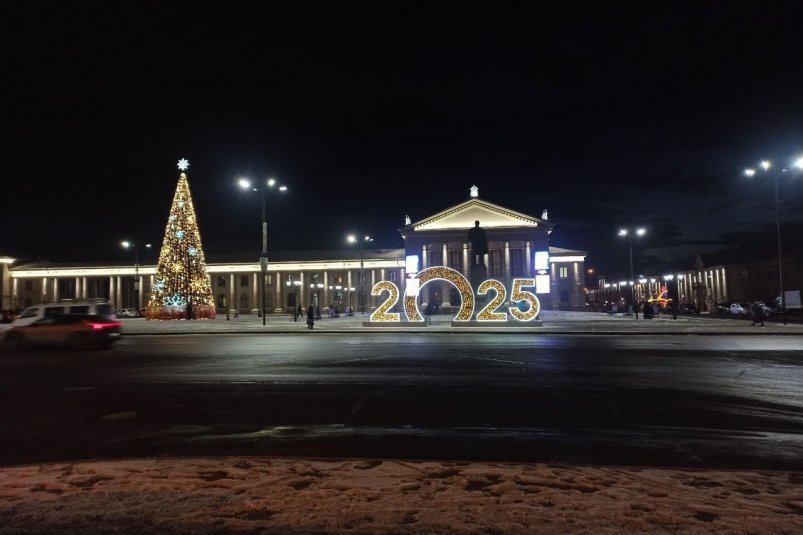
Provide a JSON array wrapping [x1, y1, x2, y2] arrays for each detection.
[[1, 333, 802, 470]]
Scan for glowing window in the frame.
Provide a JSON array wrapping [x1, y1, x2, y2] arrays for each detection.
[[534, 251, 549, 271]]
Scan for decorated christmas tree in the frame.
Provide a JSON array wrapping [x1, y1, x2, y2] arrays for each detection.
[[145, 159, 216, 320]]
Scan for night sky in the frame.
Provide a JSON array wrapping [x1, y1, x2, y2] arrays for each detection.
[[3, 2, 803, 278]]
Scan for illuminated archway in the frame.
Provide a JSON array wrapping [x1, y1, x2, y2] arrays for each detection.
[[404, 266, 475, 322]]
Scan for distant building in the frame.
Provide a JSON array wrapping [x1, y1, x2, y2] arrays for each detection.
[[595, 252, 803, 313], [8, 189, 587, 313]]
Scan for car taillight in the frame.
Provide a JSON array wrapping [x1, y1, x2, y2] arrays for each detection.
[[88, 322, 121, 330]]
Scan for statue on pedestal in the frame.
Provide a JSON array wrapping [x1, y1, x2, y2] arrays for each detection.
[[468, 220, 488, 266]]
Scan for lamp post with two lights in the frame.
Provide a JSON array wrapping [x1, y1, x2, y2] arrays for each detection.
[[121, 240, 152, 312], [744, 157, 803, 325], [239, 177, 288, 325], [617, 227, 646, 305], [347, 233, 373, 315]]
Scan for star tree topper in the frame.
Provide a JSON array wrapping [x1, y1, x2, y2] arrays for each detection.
[[177, 158, 189, 171]]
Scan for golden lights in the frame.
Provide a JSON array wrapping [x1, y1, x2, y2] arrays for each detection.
[[369, 281, 400, 322], [146, 171, 216, 320], [403, 266, 475, 322], [476, 279, 507, 321]]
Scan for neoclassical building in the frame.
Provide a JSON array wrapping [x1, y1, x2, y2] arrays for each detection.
[[4, 189, 588, 314]]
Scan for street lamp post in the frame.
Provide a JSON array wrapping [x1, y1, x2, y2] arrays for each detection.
[[121, 240, 152, 311], [347, 234, 373, 315], [286, 277, 302, 320], [618, 228, 646, 306], [745, 157, 803, 326], [309, 273, 324, 317], [239, 177, 288, 325]]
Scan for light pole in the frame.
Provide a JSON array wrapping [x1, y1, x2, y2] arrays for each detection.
[[347, 233, 373, 315], [285, 277, 302, 320], [239, 177, 288, 325], [745, 157, 803, 326], [121, 240, 152, 311], [618, 228, 646, 306], [309, 273, 324, 317]]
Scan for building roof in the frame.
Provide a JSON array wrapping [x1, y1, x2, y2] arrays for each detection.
[[11, 249, 407, 271], [400, 197, 552, 234]]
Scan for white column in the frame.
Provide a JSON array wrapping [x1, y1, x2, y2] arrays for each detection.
[[525, 241, 532, 275], [422, 245, 428, 268], [300, 272, 305, 307], [442, 243, 447, 267], [721, 268, 727, 303], [463, 243, 469, 277], [116, 276, 122, 308], [82, 277, 88, 299], [109, 276, 115, 306], [75, 277, 81, 300], [229, 274, 235, 311], [275, 271, 282, 311], [253, 273, 259, 312], [12, 278, 18, 308], [371, 269, 376, 309], [137, 276, 144, 309], [504, 241, 511, 282], [53, 278, 59, 302], [323, 271, 329, 308]]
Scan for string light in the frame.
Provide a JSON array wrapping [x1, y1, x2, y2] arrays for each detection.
[[369, 281, 400, 322], [146, 169, 216, 320], [476, 279, 507, 321], [403, 266, 474, 322]]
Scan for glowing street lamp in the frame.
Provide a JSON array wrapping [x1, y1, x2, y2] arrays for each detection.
[[347, 233, 374, 315], [239, 177, 288, 325], [285, 277, 302, 321], [618, 227, 646, 304], [744, 156, 803, 325], [121, 240, 152, 309]]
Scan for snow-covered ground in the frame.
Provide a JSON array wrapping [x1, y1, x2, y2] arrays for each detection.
[[1, 457, 801, 534]]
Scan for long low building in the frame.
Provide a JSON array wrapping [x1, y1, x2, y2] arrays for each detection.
[[2, 189, 588, 314]]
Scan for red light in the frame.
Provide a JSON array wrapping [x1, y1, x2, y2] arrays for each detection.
[[88, 322, 120, 330]]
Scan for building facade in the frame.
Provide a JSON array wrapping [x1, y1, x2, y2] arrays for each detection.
[[6, 191, 588, 314]]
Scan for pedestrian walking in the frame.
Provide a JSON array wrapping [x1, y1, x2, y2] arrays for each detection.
[[634, 301, 640, 319], [751, 301, 765, 326], [307, 305, 315, 329]]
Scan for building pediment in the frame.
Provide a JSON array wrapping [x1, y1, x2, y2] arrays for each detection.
[[402, 199, 548, 233]]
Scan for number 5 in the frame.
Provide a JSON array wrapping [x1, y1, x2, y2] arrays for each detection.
[[509, 278, 540, 321]]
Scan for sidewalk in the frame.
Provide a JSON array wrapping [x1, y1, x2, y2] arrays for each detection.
[[116, 310, 803, 336]]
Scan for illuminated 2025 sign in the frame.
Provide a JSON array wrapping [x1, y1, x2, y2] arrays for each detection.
[[370, 266, 539, 322]]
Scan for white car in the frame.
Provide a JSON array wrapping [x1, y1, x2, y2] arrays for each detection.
[[729, 303, 748, 315], [117, 308, 138, 318]]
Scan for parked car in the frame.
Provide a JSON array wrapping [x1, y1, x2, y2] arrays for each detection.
[[729, 303, 748, 316], [713, 304, 729, 315], [679, 304, 699, 315], [117, 308, 138, 318], [4, 314, 122, 349]]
